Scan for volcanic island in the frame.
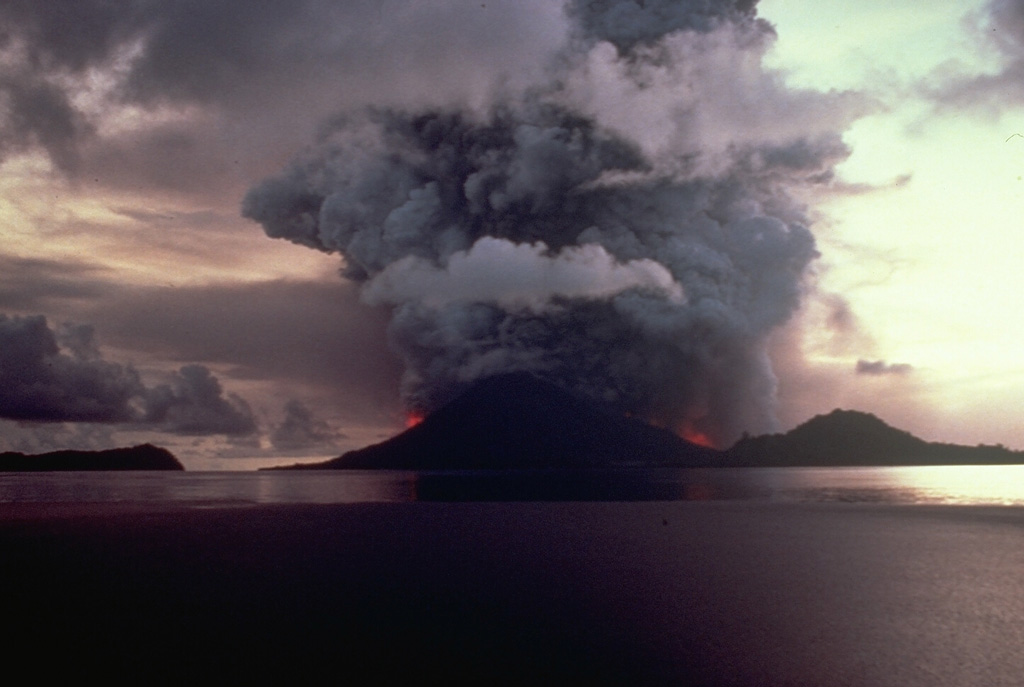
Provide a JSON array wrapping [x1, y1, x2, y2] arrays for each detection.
[[272, 372, 1024, 471]]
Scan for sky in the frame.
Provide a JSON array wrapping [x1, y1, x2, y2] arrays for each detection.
[[0, 0, 1022, 468]]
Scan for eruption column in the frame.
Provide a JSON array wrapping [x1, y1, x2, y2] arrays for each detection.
[[243, 0, 857, 446]]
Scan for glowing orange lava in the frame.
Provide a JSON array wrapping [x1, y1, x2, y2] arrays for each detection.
[[405, 412, 425, 429], [639, 412, 717, 448], [680, 427, 715, 448]]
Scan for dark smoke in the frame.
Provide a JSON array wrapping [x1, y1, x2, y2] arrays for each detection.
[[243, 0, 856, 446], [566, 0, 762, 51]]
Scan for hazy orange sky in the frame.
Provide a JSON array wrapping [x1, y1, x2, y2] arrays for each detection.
[[1, 0, 1021, 468]]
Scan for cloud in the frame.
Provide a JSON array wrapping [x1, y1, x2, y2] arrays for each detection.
[[856, 359, 913, 376], [270, 399, 343, 452], [0, 72, 92, 171], [82, 279, 403, 420], [141, 365, 256, 436], [0, 313, 258, 436], [0, 255, 118, 313], [0, 313, 141, 423], [0, 419, 116, 454], [0, 256, 404, 430], [925, 0, 1024, 109], [0, 0, 567, 182]]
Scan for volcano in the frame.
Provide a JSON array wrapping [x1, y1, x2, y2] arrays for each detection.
[[291, 373, 721, 470]]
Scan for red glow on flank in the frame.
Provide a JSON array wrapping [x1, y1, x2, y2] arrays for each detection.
[[681, 426, 715, 448], [405, 412, 425, 429]]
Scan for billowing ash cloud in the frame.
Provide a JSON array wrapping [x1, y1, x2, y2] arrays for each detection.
[[566, 0, 761, 50], [243, 0, 858, 446], [0, 313, 256, 436]]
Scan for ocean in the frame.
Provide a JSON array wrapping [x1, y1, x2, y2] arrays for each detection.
[[2, 464, 1024, 506], [4, 465, 1024, 685]]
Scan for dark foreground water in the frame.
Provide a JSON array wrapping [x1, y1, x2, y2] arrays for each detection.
[[2, 464, 1024, 505], [3, 467, 1024, 685]]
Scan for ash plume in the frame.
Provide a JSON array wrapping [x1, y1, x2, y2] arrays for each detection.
[[243, 0, 858, 446]]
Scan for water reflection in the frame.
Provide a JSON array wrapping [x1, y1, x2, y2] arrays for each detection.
[[0, 465, 1023, 506], [0, 471, 419, 506], [886, 465, 1024, 506], [411, 468, 774, 502], [746, 465, 1024, 506]]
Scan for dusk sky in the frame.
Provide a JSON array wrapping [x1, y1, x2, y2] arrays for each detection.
[[1, 0, 1022, 468]]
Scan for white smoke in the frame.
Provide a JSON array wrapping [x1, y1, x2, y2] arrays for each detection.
[[362, 238, 684, 312]]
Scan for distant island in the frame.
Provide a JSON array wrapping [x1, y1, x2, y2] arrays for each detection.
[[0, 444, 184, 471], [724, 408, 1024, 467], [268, 373, 1024, 471]]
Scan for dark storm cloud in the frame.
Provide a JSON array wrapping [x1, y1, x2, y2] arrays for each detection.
[[0, 73, 92, 171], [0, 1, 139, 70], [118, 0, 563, 109], [141, 364, 256, 436], [0, 0, 138, 172], [0, 314, 140, 423], [0, 313, 258, 436], [0, 0, 565, 182], [244, 0, 862, 446]]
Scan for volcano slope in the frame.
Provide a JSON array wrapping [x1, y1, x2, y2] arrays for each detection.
[[287, 373, 719, 470]]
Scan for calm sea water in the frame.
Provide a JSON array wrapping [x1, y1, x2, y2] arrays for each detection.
[[1, 465, 1023, 506]]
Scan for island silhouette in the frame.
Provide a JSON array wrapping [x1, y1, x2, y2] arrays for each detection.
[[6, 374, 1019, 471], [0, 444, 184, 471], [725, 408, 1023, 466], [272, 373, 1024, 470]]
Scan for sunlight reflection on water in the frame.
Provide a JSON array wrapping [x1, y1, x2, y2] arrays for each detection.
[[756, 465, 1024, 506], [889, 464, 1024, 506]]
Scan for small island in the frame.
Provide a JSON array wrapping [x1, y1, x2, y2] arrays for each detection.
[[724, 409, 1024, 467], [0, 444, 184, 471]]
